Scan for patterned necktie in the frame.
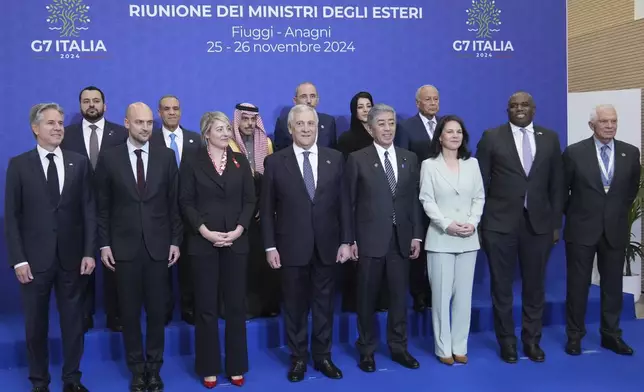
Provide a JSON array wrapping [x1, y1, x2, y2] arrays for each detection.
[[88, 124, 99, 169], [46, 153, 60, 207], [302, 151, 315, 200], [427, 120, 435, 139], [134, 149, 146, 195], [600, 145, 611, 185], [169, 133, 180, 167], [384, 151, 397, 224], [521, 128, 533, 175]]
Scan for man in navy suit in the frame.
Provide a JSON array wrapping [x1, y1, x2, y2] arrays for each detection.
[[394, 84, 441, 312], [261, 104, 352, 382], [149, 95, 201, 325], [60, 86, 128, 332], [273, 82, 337, 150], [5, 103, 95, 392]]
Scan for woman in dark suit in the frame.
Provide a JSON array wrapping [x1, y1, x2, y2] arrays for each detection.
[[179, 111, 255, 388]]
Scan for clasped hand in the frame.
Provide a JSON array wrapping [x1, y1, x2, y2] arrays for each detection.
[[447, 222, 476, 237], [203, 225, 243, 247]]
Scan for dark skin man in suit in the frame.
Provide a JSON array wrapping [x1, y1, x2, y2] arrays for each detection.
[[5, 103, 95, 392], [563, 104, 639, 357], [476, 92, 565, 364]]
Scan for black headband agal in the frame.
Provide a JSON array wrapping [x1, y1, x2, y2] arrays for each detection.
[[235, 103, 259, 112]]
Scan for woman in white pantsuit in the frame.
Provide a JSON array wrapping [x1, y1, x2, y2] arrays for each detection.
[[418, 115, 485, 365]]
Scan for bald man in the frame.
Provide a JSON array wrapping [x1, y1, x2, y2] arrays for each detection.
[[95, 102, 182, 392], [476, 92, 564, 364]]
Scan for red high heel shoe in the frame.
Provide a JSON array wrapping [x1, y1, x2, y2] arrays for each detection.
[[203, 378, 217, 389], [230, 376, 245, 387]]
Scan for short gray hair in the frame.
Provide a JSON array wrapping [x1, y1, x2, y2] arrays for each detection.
[[589, 104, 616, 122], [199, 111, 231, 145], [294, 82, 317, 97], [30, 103, 64, 126], [415, 85, 438, 101], [287, 104, 318, 129], [367, 103, 396, 127]]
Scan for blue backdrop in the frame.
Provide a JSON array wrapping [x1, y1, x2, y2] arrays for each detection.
[[0, 0, 567, 314]]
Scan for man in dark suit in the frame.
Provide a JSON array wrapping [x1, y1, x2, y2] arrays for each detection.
[[476, 92, 565, 363], [5, 103, 95, 392], [60, 85, 128, 332], [150, 94, 200, 325], [95, 102, 182, 392], [261, 104, 352, 382], [563, 104, 639, 356], [394, 84, 441, 312], [273, 82, 337, 150], [346, 104, 423, 372]]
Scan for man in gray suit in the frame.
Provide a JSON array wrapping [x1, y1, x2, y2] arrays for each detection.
[[345, 104, 423, 372]]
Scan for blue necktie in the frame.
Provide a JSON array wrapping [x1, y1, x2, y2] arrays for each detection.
[[302, 151, 315, 200], [384, 151, 397, 224], [169, 133, 180, 167], [600, 145, 611, 185]]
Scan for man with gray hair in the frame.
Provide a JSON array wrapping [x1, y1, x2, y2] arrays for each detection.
[[345, 103, 423, 372], [562, 104, 639, 357], [5, 103, 96, 392]]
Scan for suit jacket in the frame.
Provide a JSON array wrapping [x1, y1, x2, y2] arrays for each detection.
[[150, 126, 201, 164], [60, 120, 128, 164], [418, 155, 485, 253], [179, 147, 256, 255], [95, 143, 182, 261], [394, 114, 439, 162], [260, 146, 351, 266], [476, 123, 564, 234], [273, 111, 337, 150], [345, 145, 423, 258], [4, 149, 96, 272], [563, 137, 640, 248]]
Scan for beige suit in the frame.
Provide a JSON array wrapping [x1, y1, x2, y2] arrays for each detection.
[[419, 154, 485, 358]]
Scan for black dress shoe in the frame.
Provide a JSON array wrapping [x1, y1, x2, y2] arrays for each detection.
[[130, 374, 146, 392], [601, 337, 634, 356], [83, 316, 94, 332], [500, 344, 518, 364], [524, 344, 545, 362], [147, 372, 164, 392], [31, 387, 49, 392], [287, 360, 307, 382], [565, 339, 582, 356], [63, 383, 89, 392], [391, 351, 420, 369], [413, 296, 427, 313], [313, 358, 343, 379], [358, 354, 376, 372]]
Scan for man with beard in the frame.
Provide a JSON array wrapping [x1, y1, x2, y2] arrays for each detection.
[[150, 95, 201, 326], [273, 82, 337, 150], [95, 102, 182, 392], [394, 84, 441, 313], [476, 92, 564, 364], [61, 86, 128, 333], [228, 103, 280, 318]]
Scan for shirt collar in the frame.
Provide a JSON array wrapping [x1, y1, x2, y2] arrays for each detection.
[[418, 113, 436, 126], [127, 138, 149, 154], [162, 126, 183, 140], [293, 142, 318, 156], [509, 122, 534, 134], [82, 117, 105, 131], [37, 144, 63, 160], [373, 142, 395, 156], [593, 136, 614, 150]]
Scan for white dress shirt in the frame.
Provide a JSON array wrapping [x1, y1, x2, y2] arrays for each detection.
[[162, 126, 183, 161], [127, 138, 149, 181], [15, 145, 66, 269], [82, 117, 105, 155], [509, 122, 536, 167], [374, 142, 398, 180], [292, 143, 319, 188], [418, 113, 437, 140]]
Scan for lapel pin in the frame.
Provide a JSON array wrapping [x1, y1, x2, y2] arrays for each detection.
[[537, 132, 543, 135], [68, 163, 73, 166], [622, 153, 626, 156], [189, 139, 194, 143], [402, 164, 405, 168], [321, 125, 325, 129], [374, 163, 379, 168], [108, 131, 113, 136], [326, 160, 331, 164]]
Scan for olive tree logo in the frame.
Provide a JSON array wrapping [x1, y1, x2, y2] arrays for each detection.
[[466, 0, 501, 39], [46, 0, 90, 37]]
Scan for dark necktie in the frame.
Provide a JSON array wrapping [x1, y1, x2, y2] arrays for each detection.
[[302, 151, 315, 200], [384, 151, 397, 224], [46, 153, 60, 207], [134, 149, 146, 195], [88, 124, 99, 169]]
